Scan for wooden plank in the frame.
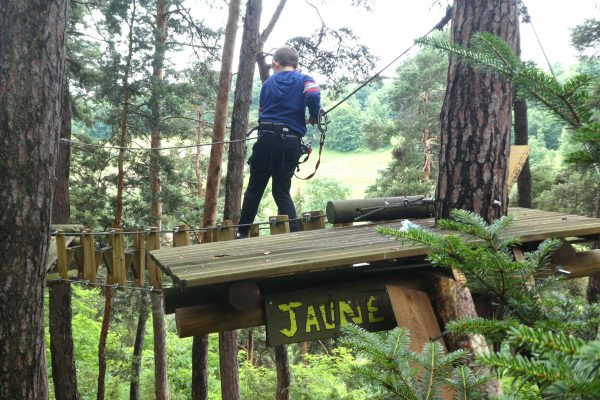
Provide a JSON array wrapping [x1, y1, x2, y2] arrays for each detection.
[[386, 285, 444, 352], [270, 215, 290, 235], [81, 229, 96, 283], [111, 229, 126, 286], [47, 234, 76, 271], [173, 224, 191, 247], [150, 208, 600, 288], [215, 220, 235, 242], [133, 231, 145, 287], [507, 145, 530, 192], [147, 227, 162, 289], [55, 230, 69, 279]]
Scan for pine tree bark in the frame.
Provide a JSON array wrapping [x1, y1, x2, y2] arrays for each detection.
[[148, 3, 171, 398], [219, 331, 241, 400], [275, 345, 291, 400], [197, 1, 241, 398], [49, 77, 81, 400], [114, 0, 137, 228], [435, 0, 519, 223], [0, 1, 67, 398], [192, 335, 209, 400], [202, 0, 241, 231], [130, 292, 150, 400], [97, 287, 114, 400], [149, 0, 168, 228], [152, 292, 171, 399]]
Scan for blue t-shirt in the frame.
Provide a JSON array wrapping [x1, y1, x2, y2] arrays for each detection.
[[259, 70, 321, 136]]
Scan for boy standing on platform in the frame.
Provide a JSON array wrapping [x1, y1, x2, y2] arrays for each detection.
[[237, 46, 321, 238]]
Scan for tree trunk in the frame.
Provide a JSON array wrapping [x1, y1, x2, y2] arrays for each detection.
[[198, 1, 242, 398], [0, 1, 67, 397], [152, 292, 171, 399], [275, 345, 291, 400], [130, 292, 150, 400], [192, 335, 209, 400], [49, 282, 80, 400], [201, 0, 241, 232], [114, 0, 137, 228], [514, 99, 532, 207], [587, 185, 600, 305], [49, 76, 80, 400], [435, 0, 519, 223], [195, 105, 204, 198], [147, 3, 171, 398], [219, 331, 241, 400], [97, 287, 114, 400], [149, 0, 168, 228]]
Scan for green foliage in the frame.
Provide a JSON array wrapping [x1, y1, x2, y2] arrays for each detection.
[[339, 324, 487, 399], [418, 31, 600, 168], [478, 325, 600, 399], [367, 43, 447, 196], [379, 209, 562, 325], [326, 103, 365, 151], [297, 177, 352, 213]]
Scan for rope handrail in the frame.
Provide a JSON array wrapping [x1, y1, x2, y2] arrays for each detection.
[[50, 212, 327, 237]]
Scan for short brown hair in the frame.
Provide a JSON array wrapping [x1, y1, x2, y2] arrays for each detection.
[[273, 46, 299, 68]]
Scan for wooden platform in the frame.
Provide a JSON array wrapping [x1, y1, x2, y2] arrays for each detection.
[[150, 208, 600, 290]]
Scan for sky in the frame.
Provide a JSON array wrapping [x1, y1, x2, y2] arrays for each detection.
[[254, 0, 599, 74]]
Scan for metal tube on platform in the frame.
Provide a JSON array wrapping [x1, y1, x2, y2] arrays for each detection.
[[325, 196, 435, 224]]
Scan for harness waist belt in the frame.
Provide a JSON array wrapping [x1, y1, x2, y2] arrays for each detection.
[[258, 123, 301, 138]]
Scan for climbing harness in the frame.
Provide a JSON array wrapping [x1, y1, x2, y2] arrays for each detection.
[[295, 109, 330, 180]]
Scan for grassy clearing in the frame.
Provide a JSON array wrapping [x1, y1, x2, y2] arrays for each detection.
[[292, 147, 393, 199]]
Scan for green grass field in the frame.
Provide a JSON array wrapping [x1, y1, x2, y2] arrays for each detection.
[[291, 147, 393, 199]]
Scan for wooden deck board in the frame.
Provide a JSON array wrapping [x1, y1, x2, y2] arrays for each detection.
[[150, 208, 600, 288]]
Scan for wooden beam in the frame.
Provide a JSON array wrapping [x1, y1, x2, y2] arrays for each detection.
[[81, 229, 96, 283], [551, 241, 600, 279], [133, 231, 145, 287], [386, 285, 444, 353], [111, 228, 126, 286], [55, 230, 69, 279], [147, 227, 162, 288], [176, 303, 265, 337]]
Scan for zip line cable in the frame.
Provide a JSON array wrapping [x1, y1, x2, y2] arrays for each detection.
[[324, 6, 452, 115], [62, 7, 452, 155]]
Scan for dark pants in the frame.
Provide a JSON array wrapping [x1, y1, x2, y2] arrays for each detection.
[[238, 132, 302, 235]]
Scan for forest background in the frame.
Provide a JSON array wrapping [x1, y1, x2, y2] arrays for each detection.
[[29, 0, 600, 398]]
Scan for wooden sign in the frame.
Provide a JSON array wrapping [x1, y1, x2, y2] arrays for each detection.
[[264, 284, 396, 346]]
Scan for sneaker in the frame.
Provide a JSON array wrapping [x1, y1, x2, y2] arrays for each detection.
[[235, 232, 248, 240]]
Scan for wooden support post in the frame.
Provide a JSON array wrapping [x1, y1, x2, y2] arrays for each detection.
[[56, 230, 69, 279], [111, 228, 126, 287], [298, 210, 325, 231], [147, 227, 162, 289], [249, 224, 260, 238], [386, 285, 444, 352], [270, 217, 291, 400], [173, 224, 191, 247], [81, 228, 96, 283], [215, 220, 235, 242], [133, 230, 146, 287], [269, 215, 290, 236]]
